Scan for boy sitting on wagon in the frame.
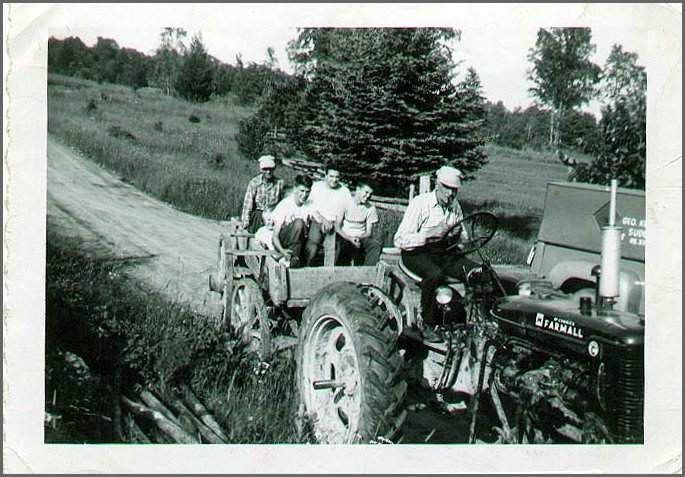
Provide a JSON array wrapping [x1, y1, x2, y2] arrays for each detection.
[[334, 182, 382, 266]]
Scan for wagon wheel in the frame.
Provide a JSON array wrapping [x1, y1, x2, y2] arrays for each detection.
[[218, 235, 235, 325], [228, 278, 272, 361], [297, 283, 407, 444]]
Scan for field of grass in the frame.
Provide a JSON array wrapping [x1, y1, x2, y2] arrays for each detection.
[[48, 74, 574, 263], [45, 229, 303, 443], [369, 146, 573, 262], [48, 74, 295, 220]]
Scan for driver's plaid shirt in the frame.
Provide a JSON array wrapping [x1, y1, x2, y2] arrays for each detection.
[[393, 190, 468, 251], [241, 174, 285, 224]]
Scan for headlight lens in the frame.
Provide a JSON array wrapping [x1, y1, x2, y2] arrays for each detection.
[[435, 286, 454, 305]]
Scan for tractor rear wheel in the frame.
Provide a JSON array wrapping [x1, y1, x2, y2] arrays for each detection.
[[297, 283, 407, 443]]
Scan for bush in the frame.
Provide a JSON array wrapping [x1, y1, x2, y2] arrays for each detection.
[[84, 98, 98, 114], [207, 152, 226, 170]]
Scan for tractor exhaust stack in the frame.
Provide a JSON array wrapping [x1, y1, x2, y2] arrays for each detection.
[[598, 179, 622, 309]]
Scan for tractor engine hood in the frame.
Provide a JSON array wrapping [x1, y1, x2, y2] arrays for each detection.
[[491, 295, 644, 359]]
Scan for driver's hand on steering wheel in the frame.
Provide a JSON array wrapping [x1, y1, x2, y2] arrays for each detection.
[[425, 223, 449, 242], [449, 224, 463, 237]]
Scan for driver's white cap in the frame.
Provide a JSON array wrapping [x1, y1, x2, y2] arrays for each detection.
[[436, 165, 462, 188]]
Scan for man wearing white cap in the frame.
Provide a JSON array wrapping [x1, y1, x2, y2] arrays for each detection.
[[394, 165, 478, 341], [241, 155, 285, 233]]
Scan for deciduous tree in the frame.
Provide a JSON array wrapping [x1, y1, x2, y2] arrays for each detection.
[[151, 27, 187, 96], [572, 45, 646, 189], [528, 28, 601, 146]]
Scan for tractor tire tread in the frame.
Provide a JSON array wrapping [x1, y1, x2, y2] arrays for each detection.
[[297, 282, 407, 443]]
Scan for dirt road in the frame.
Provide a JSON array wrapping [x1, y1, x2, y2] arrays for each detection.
[[47, 137, 225, 317]]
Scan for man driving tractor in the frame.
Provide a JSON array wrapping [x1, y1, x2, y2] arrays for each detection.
[[394, 165, 479, 342]]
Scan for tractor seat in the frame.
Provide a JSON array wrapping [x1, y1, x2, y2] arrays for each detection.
[[398, 257, 463, 285]]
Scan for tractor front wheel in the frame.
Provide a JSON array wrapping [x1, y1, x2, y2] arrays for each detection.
[[296, 283, 407, 443]]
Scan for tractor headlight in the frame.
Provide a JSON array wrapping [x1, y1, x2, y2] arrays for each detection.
[[435, 286, 454, 305]]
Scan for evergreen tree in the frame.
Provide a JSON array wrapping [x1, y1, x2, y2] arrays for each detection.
[[458, 67, 486, 121], [212, 62, 236, 96], [455, 67, 488, 169], [236, 74, 307, 159], [287, 28, 488, 195], [175, 34, 215, 102]]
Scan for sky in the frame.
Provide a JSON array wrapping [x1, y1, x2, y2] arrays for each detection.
[[46, 3, 660, 117]]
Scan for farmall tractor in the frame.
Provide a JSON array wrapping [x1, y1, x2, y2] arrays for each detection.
[[209, 180, 645, 444]]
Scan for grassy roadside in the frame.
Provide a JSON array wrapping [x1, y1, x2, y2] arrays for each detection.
[[45, 228, 303, 443], [47, 74, 287, 220]]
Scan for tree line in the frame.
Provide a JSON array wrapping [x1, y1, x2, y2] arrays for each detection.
[[484, 102, 602, 154], [238, 27, 646, 191], [238, 28, 488, 196], [48, 28, 286, 105], [49, 27, 646, 190], [526, 28, 646, 188]]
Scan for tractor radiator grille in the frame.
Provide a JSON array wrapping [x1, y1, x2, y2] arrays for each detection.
[[605, 351, 644, 443]]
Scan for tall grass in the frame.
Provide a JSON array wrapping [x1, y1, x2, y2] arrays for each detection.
[[48, 74, 296, 220], [46, 228, 304, 443]]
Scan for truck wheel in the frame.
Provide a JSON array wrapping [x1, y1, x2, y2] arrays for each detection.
[[227, 278, 271, 360], [297, 283, 407, 443]]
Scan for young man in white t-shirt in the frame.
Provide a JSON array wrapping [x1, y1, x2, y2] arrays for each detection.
[[271, 174, 315, 268], [334, 182, 382, 266], [305, 166, 352, 266]]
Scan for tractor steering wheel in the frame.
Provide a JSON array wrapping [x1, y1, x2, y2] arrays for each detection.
[[443, 211, 498, 255]]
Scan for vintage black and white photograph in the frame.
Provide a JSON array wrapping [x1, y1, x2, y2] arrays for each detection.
[[4, 3, 682, 473]]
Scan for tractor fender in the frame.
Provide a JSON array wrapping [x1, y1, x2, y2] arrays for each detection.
[[548, 260, 597, 290], [548, 260, 643, 314]]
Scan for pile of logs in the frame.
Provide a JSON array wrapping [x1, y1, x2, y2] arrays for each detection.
[[121, 383, 228, 444]]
